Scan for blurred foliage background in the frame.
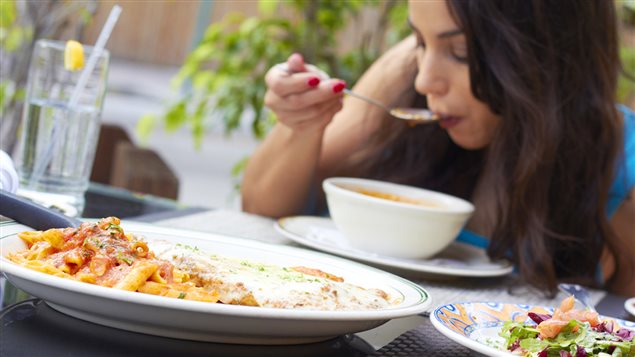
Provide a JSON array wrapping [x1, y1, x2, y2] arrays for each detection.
[[618, 1, 635, 105], [136, 0, 410, 149], [138, 0, 635, 153], [1, 0, 634, 158]]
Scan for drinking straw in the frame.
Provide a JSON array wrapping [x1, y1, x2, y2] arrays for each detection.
[[28, 5, 122, 189]]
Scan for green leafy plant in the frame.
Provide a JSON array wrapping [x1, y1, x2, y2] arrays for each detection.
[[141, 0, 633, 149], [137, 0, 409, 148], [141, 0, 633, 193], [0, 0, 31, 152], [619, 46, 635, 104], [619, 0, 635, 106]]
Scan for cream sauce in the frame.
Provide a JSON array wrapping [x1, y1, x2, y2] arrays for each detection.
[[149, 241, 398, 311]]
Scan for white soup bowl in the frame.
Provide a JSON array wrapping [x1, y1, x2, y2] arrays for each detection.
[[323, 177, 475, 259]]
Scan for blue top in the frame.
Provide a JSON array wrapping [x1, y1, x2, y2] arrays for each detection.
[[457, 105, 635, 250]]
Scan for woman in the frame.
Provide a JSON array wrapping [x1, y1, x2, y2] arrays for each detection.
[[241, 0, 635, 295]]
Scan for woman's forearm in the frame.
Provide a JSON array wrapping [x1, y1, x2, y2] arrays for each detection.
[[241, 123, 326, 217]]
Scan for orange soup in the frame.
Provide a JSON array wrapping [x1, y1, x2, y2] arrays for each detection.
[[356, 189, 442, 208]]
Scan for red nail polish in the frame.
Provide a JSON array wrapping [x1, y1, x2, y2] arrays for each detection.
[[307, 77, 320, 87], [332, 82, 346, 93]]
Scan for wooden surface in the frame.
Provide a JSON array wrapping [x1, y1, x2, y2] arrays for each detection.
[[82, 1, 260, 65], [110, 141, 179, 200], [90, 124, 132, 185], [91, 124, 179, 200]]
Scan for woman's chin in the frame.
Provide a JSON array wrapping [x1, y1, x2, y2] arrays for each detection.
[[448, 132, 490, 151]]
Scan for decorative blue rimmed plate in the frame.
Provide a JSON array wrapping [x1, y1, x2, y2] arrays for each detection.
[[626, 297, 635, 319], [430, 301, 635, 357]]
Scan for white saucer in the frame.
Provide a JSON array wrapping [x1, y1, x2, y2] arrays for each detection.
[[275, 216, 513, 277], [626, 297, 635, 319]]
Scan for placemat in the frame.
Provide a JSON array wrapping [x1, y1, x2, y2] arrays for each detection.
[[371, 317, 480, 356]]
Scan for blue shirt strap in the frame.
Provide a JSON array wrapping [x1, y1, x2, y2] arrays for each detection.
[[456, 229, 490, 249], [607, 105, 635, 216]]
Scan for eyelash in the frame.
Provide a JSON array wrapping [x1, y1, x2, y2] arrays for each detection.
[[413, 33, 468, 64], [451, 49, 468, 63]]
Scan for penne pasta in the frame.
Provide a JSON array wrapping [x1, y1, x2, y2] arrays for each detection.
[[138, 281, 219, 303], [113, 261, 158, 291], [131, 241, 148, 257], [6, 217, 221, 304], [7, 217, 395, 311]]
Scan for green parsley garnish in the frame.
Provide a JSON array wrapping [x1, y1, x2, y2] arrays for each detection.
[[116, 252, 133, 265], [82, 237, 105, 248], [175, 243, 199, 252], [107, 223, 123, 233]]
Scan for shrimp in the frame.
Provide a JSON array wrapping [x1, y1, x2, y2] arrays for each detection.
[[536, 295, 600, 338], [537, 319, 572, 338]]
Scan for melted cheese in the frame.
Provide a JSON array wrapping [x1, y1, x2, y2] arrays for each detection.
[[149, 241, 398, 311]]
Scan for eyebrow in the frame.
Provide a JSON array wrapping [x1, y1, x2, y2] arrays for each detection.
[[407, 17, 463, 39]]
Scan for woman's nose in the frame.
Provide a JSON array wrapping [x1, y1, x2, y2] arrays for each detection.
[[414, 52, 448, 97]]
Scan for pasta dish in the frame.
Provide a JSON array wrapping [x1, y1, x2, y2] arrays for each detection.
[[7, 217, 396, 310], [7, 217, 218, 302]]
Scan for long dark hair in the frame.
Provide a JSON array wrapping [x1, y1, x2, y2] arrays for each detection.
[[350, 0, 631, 294]]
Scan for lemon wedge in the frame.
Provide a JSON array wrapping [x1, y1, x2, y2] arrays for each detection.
[[64, 40, 84, 71]]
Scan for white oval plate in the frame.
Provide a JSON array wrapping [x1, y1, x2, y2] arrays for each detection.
[[626, 297, 635, 319], [275, 216, 513, 277], [0, 220, 430, 345], [430, 301, 635, 357]]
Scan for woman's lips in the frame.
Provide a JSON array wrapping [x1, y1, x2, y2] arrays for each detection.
[[438, 116, 461, 129]]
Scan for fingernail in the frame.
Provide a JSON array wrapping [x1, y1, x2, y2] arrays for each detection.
[[332, 81, 346, 93], [307, 77, 320, 87]]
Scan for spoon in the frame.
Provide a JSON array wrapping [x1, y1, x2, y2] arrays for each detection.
[[275, 63, 439, 123], [558, 283, 597, 312], [341, 89, 439, 123], [0, 190, 81, 230]]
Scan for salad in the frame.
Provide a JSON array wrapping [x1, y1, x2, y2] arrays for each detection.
[[500, 296, 635, 356]]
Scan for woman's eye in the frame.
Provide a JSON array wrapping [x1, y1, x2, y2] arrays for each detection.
[[451, 45, 468, 63], [451, 52, 467, 63]]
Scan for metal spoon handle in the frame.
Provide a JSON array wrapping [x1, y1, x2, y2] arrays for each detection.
[[275, 63, 390, 110], [342, 89, 390, 112], [275, 62, 436, 121]]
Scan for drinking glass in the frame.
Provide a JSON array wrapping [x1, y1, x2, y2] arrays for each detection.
[[14, 39, 110, 217]]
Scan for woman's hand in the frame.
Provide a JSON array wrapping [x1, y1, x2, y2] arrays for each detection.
[[242, 53, 346, 217], [243, 38, 417, 217], [264, 53, 346, 133]]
